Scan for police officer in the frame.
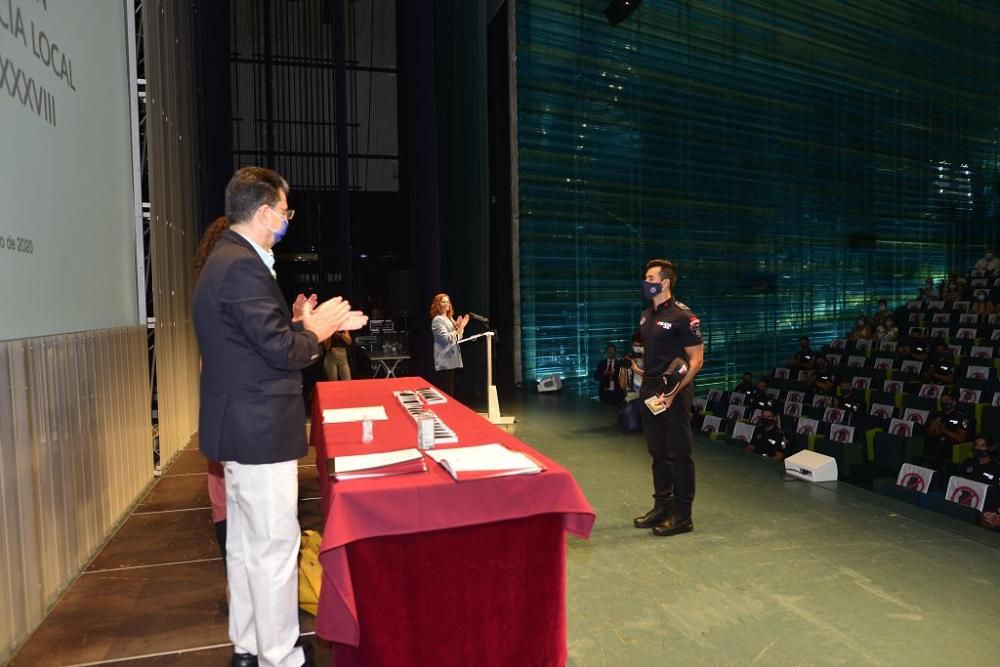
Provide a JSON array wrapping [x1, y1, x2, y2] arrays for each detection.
[[746, 408, 789, 461], [632, 259, 704, 537], [958, 436, 1000, 487], [924, 393, 971, 469]]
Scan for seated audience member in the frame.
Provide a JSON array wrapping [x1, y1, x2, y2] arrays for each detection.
[[922, 277, 941, 300], [974, 249, 999, 275], [749, 377, 771, 411], [875, 315, 899, 343], [790, 336, 817, 372], [745, 408, 789, 461], [594, 344, 625, 406], [957, 436, 1000, 487], [811, 366, 836, 397], [971, 292, 995, 316], [942, 279, 962, 302], [899, 337, 931, 363], [922, 343, 956, 385], [734, 371, 754, 395], [871, 300, 892, 328], [924, 393, 972, 469], [848, 314, 874, 342], [835, 378, 864, 414]]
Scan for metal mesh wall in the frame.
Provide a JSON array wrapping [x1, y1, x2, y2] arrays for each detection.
[[515, 0, 1000, 396], [144, 0, 202, 464]]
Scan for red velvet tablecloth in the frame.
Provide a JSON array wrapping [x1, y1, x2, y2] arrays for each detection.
[[310, 378, 595, 666]]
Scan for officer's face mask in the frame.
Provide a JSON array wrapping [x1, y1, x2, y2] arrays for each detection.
[[974, 448, 992, 459], [632, 345, 643, 355], [641, 279, 665, 300]]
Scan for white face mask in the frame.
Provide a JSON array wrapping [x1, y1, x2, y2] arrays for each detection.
[[632, 345, 643, 354]]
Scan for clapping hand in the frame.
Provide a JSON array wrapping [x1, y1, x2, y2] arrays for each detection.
[[291, 293, 319, 322], [301, 296, 368, 342]]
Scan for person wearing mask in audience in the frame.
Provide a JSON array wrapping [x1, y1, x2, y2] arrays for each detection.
[[922, 342, 956, 385], [875, 315, 899, 343], [971, 292, 995, 316], [835, 378, 864, 415], [789, 336, 817, 373], [811, 366, 836, 397], [966, 436, 1000, 530], [594, 343, 625, 406], [872, 299, 891, 328], [745, 408, 789, 461], [749, 377, 771, 412], [734, 371, 754, 395], [958, 436, 1000, 487], [924, 392, 972, 469], [923, 277, 941, 300], [848, 314, 874, 342], [974, 249, 999, 275], [943, 279, 962, 302]]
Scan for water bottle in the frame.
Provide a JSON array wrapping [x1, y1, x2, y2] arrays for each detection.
[[361, 417, 374, 444], [417, 406, 435, 450]]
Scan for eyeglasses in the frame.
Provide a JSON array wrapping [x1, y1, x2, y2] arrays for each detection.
[[272, 206, 295, 221]]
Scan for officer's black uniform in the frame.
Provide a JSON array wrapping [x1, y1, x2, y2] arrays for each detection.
[[958, 456, 1000, 487], [924, 409, 971, 468], [636, 298, 703, 524], [957, 454, 1000, 512], [749, 425, 789, 459]]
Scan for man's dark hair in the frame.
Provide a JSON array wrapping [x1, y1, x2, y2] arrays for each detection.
[[607, 343, 617, 351], [645, 259, 678, 288], [800, 336, 810, 343], [742, 371, 752, 378], [225, 167, 290, 224]]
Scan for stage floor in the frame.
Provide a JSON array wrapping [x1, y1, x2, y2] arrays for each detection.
[[9, 388, 1000, 666]]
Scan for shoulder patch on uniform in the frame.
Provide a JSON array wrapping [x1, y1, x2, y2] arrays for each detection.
[[689, 316, 702, 338], [675, 301, 690, 311], [639, 316, 646, 326]]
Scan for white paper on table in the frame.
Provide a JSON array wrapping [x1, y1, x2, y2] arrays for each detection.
[[334, 448, 423, 473], [424, 443, 542, 474], [322, 406, 388, 424]]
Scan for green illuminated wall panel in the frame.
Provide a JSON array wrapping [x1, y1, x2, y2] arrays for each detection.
[[516, 0, 1000, 396]]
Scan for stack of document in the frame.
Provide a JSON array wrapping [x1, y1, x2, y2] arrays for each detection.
[[322, 406, 388, 424], [332, 448, 427, 481], [424, 443, 544, 482]]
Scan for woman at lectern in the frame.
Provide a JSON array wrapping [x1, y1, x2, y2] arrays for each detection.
[[430, 293, 469, 397]]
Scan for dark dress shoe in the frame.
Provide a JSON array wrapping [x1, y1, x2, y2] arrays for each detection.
[[651, 515, 694, 537], [633, 507, 669, 529], [231, 654, 258, 667]]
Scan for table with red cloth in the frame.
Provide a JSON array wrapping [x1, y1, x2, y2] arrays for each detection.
[[309, 377, 595, 667]]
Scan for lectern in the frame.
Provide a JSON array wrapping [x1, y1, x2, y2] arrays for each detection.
[[460, 331, 516, 430]]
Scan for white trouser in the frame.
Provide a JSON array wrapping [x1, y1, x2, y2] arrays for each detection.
[[224, 459, 304, 667]]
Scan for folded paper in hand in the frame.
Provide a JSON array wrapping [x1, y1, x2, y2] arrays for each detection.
[[322, 406, 388, 424], [424, 443, 544, 481], [332, 448, 426, 481]]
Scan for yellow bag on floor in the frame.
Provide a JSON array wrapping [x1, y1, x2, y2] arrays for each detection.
[[299, 530, 323, 615]]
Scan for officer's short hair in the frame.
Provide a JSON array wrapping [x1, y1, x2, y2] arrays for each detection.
[[645, 259, 677, 288]]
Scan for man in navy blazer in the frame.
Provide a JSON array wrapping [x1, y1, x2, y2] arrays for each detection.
[[194, 167, 366, 667]]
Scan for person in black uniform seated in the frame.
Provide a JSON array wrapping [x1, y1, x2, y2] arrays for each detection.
[[957, 436, 1000, 487], [633, 259, 704, 537], [811, 365, 836, 398], [923, 392, 971, 469], [899, 336, 930, 364], [734, 372, 754, 395], [967, 437, 1000, 530], [790, 336, 817, 378], [594, 343, 625, 406], [922, 343, 956, 385], [748, 377, 771, 412], [745, 408, 789, 461], [835, 378, 864, 415]]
